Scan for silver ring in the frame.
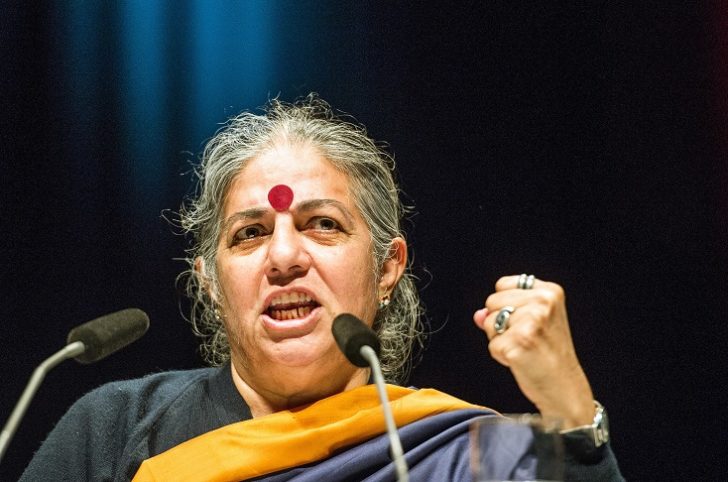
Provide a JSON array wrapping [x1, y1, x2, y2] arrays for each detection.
[[517, 273, 535, 290], [494, 306, 516, 334]]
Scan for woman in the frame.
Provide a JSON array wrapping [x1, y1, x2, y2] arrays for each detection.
[[21, 95, 623, 481]]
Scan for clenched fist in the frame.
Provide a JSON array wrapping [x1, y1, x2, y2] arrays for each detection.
[[473, 275, 596, 429]]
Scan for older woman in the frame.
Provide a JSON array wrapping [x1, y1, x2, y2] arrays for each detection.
[[21, 95, 623, 481]]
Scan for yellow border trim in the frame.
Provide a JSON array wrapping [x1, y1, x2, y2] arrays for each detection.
[[133, 384, 480, 481]]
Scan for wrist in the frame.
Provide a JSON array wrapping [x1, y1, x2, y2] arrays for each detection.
[[560, 399, 610, 452], [559, 396, 597, 429], [536, 372, 595, 429]]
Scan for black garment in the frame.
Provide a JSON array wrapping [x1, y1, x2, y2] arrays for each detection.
[[20, 366, 249, 482], [21, 365, 624, 481]]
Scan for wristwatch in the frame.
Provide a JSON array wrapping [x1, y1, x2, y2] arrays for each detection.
[[560, 400, 609, 448]]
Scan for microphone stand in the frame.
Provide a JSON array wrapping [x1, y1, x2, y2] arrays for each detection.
[[0, 341, 85, 464], [360, 345, 409, 482]]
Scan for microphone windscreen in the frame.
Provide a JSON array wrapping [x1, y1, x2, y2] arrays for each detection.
[[332, 313, 380, 368], [67, 308, 150, 364]]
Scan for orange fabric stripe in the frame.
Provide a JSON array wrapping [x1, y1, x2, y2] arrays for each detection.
[[132, 384, 480, 482]]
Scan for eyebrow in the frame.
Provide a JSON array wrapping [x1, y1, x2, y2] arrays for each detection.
[[221, 207, 267, 234], [296, 198, 355, 225], [220, 199, 356, 234]]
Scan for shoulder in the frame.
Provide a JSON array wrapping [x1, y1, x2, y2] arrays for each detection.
[[71, 366, 225, 458], [20, 367, 222, 482], [59, 366, 218, 439], [77, 367, 216, 417]]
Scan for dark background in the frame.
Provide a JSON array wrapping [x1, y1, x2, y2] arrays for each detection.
[[2, 2, 726, 480]]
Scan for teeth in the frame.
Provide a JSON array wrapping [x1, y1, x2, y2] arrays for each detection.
[[270, 306, 313, 321], [269, 292, 313, 307]]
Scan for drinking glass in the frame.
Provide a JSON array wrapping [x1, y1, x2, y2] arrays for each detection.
[[470, 413, 564, 482]]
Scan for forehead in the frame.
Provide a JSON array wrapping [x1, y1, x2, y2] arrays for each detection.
[[222, 142, 355, 215]]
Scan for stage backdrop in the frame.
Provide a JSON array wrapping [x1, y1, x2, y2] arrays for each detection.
[[2, 2, 726, 480]]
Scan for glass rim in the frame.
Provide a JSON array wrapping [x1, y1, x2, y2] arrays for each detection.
[[470, 413, 564, 431]]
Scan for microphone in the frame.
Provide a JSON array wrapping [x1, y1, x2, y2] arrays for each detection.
[[332, 314, 409, 482], [332, 313, 381, 367], [67, 308, 150, 364], [0, 308, 150, 463]]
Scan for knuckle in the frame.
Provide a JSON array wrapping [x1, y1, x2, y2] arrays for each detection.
[[545, 281, 565, 300], [525, 302, 550, 321], [495, 276, 511, 291], [488, 338, 504, 359], [500, 345, 521, 365], [487, 340, 498, 356], [514, 320, 543, 349], [536, 288, 559, 308], [542, 289, 558, 304]]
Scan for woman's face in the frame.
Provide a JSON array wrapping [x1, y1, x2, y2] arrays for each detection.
[[214, 142, 389, 387]]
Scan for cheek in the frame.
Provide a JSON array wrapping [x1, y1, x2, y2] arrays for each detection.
[[216, 257, 260, 310], [322, 242, 373, 275], [329, 247, 378, 298]]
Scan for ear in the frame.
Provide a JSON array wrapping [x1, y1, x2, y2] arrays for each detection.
[[194, 256, 219, 304], [378, 237, 408, 297]]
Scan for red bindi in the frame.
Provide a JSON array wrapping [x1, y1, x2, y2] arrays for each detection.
[[267, 184, 294, 212]]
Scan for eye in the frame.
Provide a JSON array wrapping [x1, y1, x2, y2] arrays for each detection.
[[233, 224, 267, 242], [309, 217, 340, 231]]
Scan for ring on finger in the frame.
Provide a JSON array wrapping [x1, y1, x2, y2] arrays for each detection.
[[517, 273, 535, 290], [494, 306, 516, 334]]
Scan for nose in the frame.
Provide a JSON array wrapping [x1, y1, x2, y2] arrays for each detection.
[[265, 218, 310, 285]]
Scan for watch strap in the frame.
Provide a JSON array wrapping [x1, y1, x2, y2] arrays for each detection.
[[560, 400, 609, 448]]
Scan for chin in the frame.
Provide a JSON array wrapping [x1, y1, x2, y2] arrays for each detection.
[[272, 352, 323, 368], [267, 340, 340, 369]]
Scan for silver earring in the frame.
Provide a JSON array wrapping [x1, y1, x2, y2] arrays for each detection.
[[378, 296, 391, 309]]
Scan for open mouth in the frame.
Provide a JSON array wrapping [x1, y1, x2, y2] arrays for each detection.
[[266, 292, 321, 321]]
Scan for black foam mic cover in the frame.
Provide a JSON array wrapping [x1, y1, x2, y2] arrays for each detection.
[[332, 313, 381, 368], [66, 308, 150, 364]]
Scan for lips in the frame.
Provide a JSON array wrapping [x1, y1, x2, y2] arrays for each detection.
[[262, 290, 323, 339], [265, 291, 321, 321]]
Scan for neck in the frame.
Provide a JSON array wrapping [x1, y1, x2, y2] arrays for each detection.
[[230, 362, 370, 418]]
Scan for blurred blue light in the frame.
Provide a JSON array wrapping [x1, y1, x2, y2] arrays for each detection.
[[120, 0, 168, 206], [190, 1, 275, 140]]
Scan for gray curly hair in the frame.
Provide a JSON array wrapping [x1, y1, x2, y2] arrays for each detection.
[[179, 94, 424, 384]]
